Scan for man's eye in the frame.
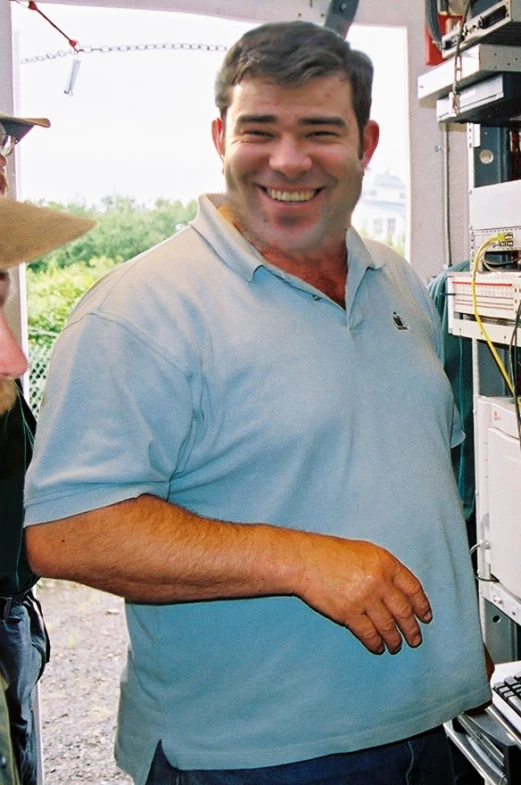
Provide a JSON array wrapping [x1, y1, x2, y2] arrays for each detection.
[[244, 131, 269, 137], [309, 130, 338, 138]]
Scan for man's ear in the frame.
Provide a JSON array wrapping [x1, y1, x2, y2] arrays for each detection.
[[361, 120, 379, 169], [211, 117, 225, 159]]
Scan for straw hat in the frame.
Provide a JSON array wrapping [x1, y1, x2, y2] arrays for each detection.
[[0, 199, 95, 271], [0, 113, 51, 142]]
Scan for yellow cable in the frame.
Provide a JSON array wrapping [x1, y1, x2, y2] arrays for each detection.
[[470, 234, 515, 395]]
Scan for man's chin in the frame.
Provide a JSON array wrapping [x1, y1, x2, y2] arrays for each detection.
[[0, 379, 18, 415]]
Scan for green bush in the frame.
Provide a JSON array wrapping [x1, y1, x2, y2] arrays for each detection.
[[26, 195, 198, 347], [27, 257, 116, 347], [29, 196, 197, 272]]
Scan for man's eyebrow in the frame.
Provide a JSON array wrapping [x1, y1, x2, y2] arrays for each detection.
[[299, 116, 347, 127], [236, 114, 277, 125], [235, 114, 347, 127]]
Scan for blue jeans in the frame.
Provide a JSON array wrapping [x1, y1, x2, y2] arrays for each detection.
[[0, 593, 50, 785], [144, 726, 455, 785]]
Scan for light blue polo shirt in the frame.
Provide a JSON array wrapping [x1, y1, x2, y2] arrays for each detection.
[[25, 194, 490, 784]]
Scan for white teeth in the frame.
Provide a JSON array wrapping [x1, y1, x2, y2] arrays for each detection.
[[266, 189, 317, 202]]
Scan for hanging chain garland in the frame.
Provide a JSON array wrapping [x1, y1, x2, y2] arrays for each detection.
[[13, 0, 228, 64], [13, 0, 228, 96], [21, 42, 228, 65]]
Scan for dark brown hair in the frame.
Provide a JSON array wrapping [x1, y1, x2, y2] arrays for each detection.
[[215, 21, 374, 138]]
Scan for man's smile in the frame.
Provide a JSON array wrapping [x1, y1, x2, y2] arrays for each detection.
[[261, 187, 321, 203]]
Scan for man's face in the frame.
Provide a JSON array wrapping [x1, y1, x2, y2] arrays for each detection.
[[211, 74, 379, 262], [0, 273, 28, 414]]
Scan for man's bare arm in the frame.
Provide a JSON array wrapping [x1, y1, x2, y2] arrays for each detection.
[[25, 494, 432, 656]]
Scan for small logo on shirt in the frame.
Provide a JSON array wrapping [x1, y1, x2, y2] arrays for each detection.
[[392, 311, 408, 330]]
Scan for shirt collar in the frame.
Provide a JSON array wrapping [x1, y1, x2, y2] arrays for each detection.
[[191, 193, 386, 286], [190, 194, 264, 281]]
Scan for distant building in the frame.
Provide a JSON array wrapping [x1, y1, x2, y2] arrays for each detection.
[[353, 170, 407, 249]]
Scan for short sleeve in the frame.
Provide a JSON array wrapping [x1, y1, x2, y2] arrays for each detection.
[[25, 312, 197, 525]]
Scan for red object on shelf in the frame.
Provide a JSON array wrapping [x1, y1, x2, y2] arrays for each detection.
[[424, 14, 463, 66]]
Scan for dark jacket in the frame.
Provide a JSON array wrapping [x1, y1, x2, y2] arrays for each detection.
[[0, 387, 38, 597]]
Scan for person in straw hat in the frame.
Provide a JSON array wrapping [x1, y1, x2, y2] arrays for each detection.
[[0, 195, 94, 785]]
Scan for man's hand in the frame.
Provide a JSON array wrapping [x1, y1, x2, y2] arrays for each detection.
[[294, 537, 432, 656]]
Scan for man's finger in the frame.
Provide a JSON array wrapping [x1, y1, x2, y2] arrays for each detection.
[[346, 613, 385, 655], [392, 565, 432, 624], [382, 587, 424, 649], [366, 600, 404, 654]]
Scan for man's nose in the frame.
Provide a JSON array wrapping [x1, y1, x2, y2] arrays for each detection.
[[269, 137, 312, 179], [0, 314, 29, 379]]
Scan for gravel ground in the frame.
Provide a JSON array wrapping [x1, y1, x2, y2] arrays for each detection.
[[36, 579, 133, 785]]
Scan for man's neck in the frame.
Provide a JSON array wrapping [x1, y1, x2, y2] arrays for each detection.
[[263, 246, 347, 308], [217, 204, 348, 306]]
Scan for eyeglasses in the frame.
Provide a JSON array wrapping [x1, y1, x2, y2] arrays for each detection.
[[0, 134, 18, 159]]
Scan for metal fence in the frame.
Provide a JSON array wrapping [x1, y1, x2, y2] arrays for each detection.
[[28, 339, 56, 414]]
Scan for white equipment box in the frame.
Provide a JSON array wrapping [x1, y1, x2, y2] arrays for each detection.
[[476, 397, 521, 621], [470, 180, 521, 254], [448, 271, 521, 344]]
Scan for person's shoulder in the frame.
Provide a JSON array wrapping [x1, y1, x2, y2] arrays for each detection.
[[428, 259, 470, 296], [361, 236, 442, 325], [0, 388, 35, 468], [362, 237, 420, 283], [67, 224, 207, 323], [363, 236, 406, 263]]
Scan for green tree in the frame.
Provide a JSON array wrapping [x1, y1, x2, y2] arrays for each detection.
[[28, 196, 197, 272], [26, 194, 198, 345]]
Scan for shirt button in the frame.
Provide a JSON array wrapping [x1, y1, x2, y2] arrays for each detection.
[[0, 753, 7, 769], [312, 294, 320, 301]]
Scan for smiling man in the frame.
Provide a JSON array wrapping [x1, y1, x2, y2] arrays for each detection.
[[24, 21, 490, 785]]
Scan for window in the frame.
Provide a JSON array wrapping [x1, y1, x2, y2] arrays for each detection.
[[373, 218, 384, 236]]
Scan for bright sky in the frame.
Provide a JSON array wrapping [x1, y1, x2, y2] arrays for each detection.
[[10, 3, 409, 207]]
